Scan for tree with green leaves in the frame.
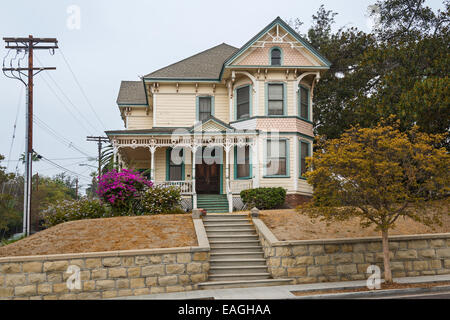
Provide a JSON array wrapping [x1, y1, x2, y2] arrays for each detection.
[[300, 118, 450, 283], [291, 0, 450, 147]]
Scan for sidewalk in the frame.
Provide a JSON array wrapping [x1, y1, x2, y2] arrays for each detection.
[[118, 274, 450, 300]]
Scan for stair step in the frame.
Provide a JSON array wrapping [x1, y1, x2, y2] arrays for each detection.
[[207, 231, 257, 237], [210, 252, 264, 259], [210, 265, 268, 274], [210, 258, 267, 267], [208, 235, 258, 241], [208, 273, 271, 281], [204, 214, 248, 218], [210, 246, 263, 253], [206, 226, 252, 231], [203, 220, 250, 225], [198, 279, 294, 290], [210, 240, 261, 248]]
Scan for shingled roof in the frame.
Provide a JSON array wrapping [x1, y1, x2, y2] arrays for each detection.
[[144, 43, 239, 80], [116, 81, 147, 105]]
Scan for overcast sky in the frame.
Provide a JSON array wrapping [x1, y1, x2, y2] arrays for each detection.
[[0, 0, 445, 191]]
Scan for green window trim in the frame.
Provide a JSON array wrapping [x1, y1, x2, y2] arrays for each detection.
[[195, 95, 215, 122], [269, 46, 283, 66], [265, 82, 287, 116], [298, 84, 310, 121], [234, 84, 253, 121], [299, 140, 311, 179], [233, 145, 252, 180], [263, 138, 290, 178], [166, 147, 185, 181]]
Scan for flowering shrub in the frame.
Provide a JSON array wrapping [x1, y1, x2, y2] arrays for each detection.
[[96, 169, 153, 214], [41, 198, 107, 227], [140, 185, 182, 214]]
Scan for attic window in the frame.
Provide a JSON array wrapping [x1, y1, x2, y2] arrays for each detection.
[[271, 48, 282, 66]]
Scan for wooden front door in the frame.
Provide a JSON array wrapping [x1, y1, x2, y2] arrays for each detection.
[[196, 163, 220, 194]]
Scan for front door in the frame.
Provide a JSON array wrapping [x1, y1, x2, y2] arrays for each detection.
[[196, 163, 220, 194]]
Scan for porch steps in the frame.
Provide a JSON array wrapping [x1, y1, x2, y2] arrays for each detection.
[[198, 213, 293, 290], [197, 194, 229, 213]]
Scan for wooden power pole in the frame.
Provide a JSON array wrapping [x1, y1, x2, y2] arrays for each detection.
[[2, 36, 58, 235], [86, 136, 109, 179]]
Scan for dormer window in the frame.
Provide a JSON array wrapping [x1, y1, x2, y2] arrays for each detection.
[[270, 47, 282, 66]]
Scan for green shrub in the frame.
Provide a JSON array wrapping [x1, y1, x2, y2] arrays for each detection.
[[41, 198, 108, 228], [240, 187, 287, 210], [140, 185, 182, 214]]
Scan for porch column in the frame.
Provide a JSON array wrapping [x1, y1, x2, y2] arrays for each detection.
[[113, 147, 117, 169], [225, 145, 232, 213], [149, 146, 157, 182], [192, 146, 198, 210], [252, 137, 260, 188]]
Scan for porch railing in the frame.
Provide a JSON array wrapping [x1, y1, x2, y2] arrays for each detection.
[[154, 180, 193, 195], [230, 180, 253, 195]]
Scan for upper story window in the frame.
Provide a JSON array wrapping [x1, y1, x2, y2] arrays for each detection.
[[299, 85, 310, 120], [267, 83, 285, 116], [270, 47, 282, 66], [236, 85, 251, 120], [198, 96, 213, 121]]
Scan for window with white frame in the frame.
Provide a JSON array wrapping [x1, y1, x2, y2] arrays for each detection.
[[266, 139, 288, 176], [267, 84, 284, 116], [235, 145, 251, 179], [236, 85, 250, 120], [300, 141, 310, 177], [167, 147, 184, 181], [299, 86, 309, 120], [198, 97, 212, 121], [271, 48, 281, 66]]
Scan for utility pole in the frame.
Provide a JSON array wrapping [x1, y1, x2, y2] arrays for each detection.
[[86, 136, 109, 179], [2, 36, 58, 236]]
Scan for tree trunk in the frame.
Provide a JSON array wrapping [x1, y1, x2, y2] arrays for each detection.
[[381, 229, 393, 284]]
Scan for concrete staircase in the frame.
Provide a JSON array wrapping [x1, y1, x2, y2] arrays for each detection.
[[198, 213, 292, 290], [197, 194, 229, 213]]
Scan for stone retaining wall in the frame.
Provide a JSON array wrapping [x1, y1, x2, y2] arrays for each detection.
[[0, 219, 210, 300], [253, 218, 450, 284]]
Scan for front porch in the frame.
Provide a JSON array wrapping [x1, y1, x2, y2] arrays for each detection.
[[109, 122, 259, 212]]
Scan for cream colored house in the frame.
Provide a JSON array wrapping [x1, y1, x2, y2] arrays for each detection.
[[106, 17, 330, 212]]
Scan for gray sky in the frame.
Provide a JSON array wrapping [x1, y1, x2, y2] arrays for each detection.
[[0, 0, 445, 191]]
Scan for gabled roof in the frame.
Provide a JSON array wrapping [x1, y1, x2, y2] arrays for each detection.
[[189, 116, 234, 132], [116, 81, 147, 105], [144, 43, 239, 80], [223, 16, 332, 68]]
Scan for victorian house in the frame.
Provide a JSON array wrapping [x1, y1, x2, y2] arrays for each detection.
[[106, 17, 330, 212]]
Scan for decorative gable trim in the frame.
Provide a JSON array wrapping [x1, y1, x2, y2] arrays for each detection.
[[222, 17, 331, 71]]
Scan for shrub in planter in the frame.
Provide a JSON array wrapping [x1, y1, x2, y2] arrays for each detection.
[[140, 185, 182, 214], [240, 187, 287, 210], [96, 169, 153, 214], [41, 198, 108, 228]]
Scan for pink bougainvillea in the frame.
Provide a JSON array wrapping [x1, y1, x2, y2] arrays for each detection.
[[96, 169, 153, 213]]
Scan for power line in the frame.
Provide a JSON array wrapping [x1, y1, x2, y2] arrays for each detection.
[[59, 47, 106, 130], [6, 86, 24, 172], [38, 155, 92, 181], [36, 65, 100, 136], [33, 115, 94, 157], [1, 156, 94, 162]]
